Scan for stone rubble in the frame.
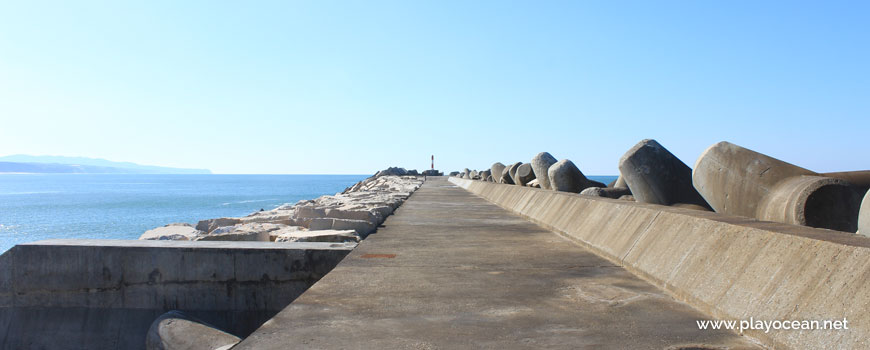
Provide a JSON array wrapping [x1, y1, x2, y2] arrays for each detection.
[[139, 169, 423, 243]]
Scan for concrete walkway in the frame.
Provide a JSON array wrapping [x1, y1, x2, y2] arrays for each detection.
[[236, 177, 759, 349]]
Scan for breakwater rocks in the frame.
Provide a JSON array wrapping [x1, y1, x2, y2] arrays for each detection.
[[454, 140, 869, 234], [140, 169, 424, 243]]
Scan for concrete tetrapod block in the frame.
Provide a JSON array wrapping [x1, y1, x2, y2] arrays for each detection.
[[489, 163, 506, 183], [579, 186, 632, 199], [618, 139, 709, 208], [547, 159, 593, 193], [515, 163, 536, 186], [479, 170, 491, 182], [860, 190, 870, 236], [146, 310, 241, 350], [613, 175, 627, 189], [530, 152, 558, 190], [500, 165, 515, 185], [693, 141, 862, 231], [506, 162, 522, 185]]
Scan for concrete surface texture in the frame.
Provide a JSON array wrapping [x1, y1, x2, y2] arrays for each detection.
[[618, 139, 709, 208], [451, 177, 870, 350], [146, 311, 241, 350], [693, 141, 862, 231], [0, 240, 352, 349], [860, 190, 870, 236], [235, 177, 759, 350]]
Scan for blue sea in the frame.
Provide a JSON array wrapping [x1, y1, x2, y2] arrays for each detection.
[[0, 174, 367, 254]]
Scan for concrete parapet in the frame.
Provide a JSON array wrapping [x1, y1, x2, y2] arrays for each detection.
[[0, 239, 352, 350], [449, 177, 870, 350]]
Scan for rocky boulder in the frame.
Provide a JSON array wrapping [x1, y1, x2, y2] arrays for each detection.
[[275, 229, 360, 243], [531, 152, 558, 190], [195, 218, 242, 234], [196, 222, 286, 242], [139, 224, 203, 241]]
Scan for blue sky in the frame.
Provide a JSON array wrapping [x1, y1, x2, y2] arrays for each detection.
[[1, 1, 867, 174]]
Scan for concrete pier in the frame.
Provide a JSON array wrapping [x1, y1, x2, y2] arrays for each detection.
[[236, 177, 758, 349]]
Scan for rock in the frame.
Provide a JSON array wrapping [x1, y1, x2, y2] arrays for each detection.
[[693, 141, 862, 231], [449, 171, 459, 176], [579, 187, 632, 199], [325, 208, 381, 223], [195, 218, 241, 233], [618, 195, 635, 201], [619, 139, 709, 208], [527, 178, 541, 188], [332, 219, 377, 237], [308, 218, 376, 237], [241, 209, 295, 225], [515, 163, 536, 186], [500, 165, 515, 184], [507, 162, 522, 184], [374, 167, 408, 177], [547, 159, 594, 193], [490, 163, 506, 183], [860, 190, 870, 236], [139, 224, 203, 241], [146, 310, 240, 350], [531, 152, 558, 190], [276, 229, 359, 243], [471, 170, 479, 180], [407, 169, 419, 175], [195, 223, 285, 242]]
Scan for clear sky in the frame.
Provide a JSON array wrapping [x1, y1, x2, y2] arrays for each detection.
[[1, 1, 867, 174]]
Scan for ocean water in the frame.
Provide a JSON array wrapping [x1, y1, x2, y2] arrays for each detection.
[[0, 174, 367, 254]]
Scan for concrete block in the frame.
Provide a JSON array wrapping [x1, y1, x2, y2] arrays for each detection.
[[547, 159, 592, 193], [490, 163, 506, 183], [146, 311, 241, 350], [856, 189, 870, 236], [531, 152, 558, 190], [515, 163, 535, 186], [693, 141, 861, 231], [618, 139, 709, 207]]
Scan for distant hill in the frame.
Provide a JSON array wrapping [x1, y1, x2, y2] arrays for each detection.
[[0, 155, 211, 174]]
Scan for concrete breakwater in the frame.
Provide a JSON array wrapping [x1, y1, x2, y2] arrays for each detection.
[[449, 140, 870, 349], [0, 169, 424, 349]]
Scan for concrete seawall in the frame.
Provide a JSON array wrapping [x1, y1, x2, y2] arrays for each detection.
[[0, 239, 352, 349], [450, 177, 870, 350]]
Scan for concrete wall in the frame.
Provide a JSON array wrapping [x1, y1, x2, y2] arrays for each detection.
[[449, 177, 870, 350], [0, 239, 353, 350]]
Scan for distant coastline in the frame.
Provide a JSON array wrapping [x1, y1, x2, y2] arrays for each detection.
[[0, 155, 211, 174]]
